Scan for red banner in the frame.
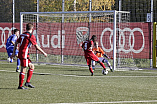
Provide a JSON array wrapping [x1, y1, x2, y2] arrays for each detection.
[[0, 22, 150, 59]]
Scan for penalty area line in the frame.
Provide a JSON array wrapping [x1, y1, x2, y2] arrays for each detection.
[[52, 100, 157, 104], [32, 72, 157, 78], [1, 70, 157, 78]]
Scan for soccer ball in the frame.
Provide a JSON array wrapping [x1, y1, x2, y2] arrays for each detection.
[[102, 69, 108, 75]]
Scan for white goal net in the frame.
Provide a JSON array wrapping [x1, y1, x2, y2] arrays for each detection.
[[20, 11, 138, 71]]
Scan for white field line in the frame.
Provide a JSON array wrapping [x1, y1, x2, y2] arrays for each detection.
[[52, 100, 157, 104], [63, 75, 157, 78], [0, 69, 157, 78]]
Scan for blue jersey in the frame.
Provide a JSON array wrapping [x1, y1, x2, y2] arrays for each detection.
[[6, 34, 17, 50]]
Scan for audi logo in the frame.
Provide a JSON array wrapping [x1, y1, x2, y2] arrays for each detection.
[[0, 27, 16, 48], [100, 28, 145, 53], [0, 27, 145, 54]]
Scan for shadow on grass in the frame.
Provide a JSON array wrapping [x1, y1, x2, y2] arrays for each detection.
[[0, 88, 18, 90]]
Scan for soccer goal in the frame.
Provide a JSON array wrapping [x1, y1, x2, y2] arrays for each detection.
[[20, 10, 138, 71]]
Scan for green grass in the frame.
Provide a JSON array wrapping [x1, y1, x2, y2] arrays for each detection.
[[0, 52, 151, 68], [0, 61, 157, 104]]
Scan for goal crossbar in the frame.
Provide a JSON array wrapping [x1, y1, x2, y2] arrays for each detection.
[[20, 10, 130, 15]]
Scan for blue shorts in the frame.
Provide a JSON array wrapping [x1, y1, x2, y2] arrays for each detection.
[[7, 47, 19, 57]]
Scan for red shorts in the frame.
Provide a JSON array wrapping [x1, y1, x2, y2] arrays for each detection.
[[20, 58, 32, 67], [84, 51, 99, 65]]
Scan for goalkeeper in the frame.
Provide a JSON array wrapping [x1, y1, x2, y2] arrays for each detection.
[[92, 41, 113, 72]]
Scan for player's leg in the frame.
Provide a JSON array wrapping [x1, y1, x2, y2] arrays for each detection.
[[92, 57, 102, 71], [15, 50, 20, 72], [92, 54, 108, 75], [92, 60, 95, 71], [86, 57, 94, 76], [7, 49, 11, 63], [18, 59, 27, 89], [18, 67, 27, 89], [7, 48, 13, 63], [98, 57, 106, 68], [103, 58, 113, 72], [93, 57, 106, 69], [16, 58, 20, 72], [25, 59, 35, 88], [98, 57, 109, 74], [7, 56, 11, 63], [88, 65, 94, 76]]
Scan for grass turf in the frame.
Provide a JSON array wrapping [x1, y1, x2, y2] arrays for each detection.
[[0, 61, 157, 104]]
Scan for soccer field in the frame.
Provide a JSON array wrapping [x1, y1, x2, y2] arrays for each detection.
[[0, 61, 157, 104]]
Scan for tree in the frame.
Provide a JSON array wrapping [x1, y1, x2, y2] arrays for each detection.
[[15, 0, 36, 22], [0, 0, 12, 22], [39, 0, 62, 12], [76, 0, 115, 11], [0, 0, 36, 22], [37, 0, 115, 12]]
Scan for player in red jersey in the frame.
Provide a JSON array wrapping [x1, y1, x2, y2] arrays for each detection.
[[12, 23, 47, 89], [82, 35, 108, 76]]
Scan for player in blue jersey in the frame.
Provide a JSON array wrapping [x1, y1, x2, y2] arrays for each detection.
[[6, 29, 20, 72]]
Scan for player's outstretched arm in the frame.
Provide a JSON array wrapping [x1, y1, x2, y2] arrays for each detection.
[[11, 41, 18, 58], [103, 54, 109, 59], [34, 44, 47, 57]]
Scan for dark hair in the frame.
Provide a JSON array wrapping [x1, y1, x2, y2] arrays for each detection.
[[26, 23, 33, 31], [94, 41, 98, 46], [91, 35, 97, 41], [14, 29, 19, 34]]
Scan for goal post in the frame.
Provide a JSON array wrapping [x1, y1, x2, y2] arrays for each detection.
[[153, 22, 157, 68], [20, 10, 137, 71], [113, 10, 117, 71]]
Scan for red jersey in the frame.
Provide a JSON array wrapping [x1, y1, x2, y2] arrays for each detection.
[[17, 32, 37, 59], [82, 40, 93, 52], [82, 40, 94, 57], [82, 40, 99, 65]]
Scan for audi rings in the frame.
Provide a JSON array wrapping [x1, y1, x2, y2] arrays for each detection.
[[0, 27, 15, 48], [100, 28, 145, 53]]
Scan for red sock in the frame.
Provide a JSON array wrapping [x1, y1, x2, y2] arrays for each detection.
[[100, 62, 106, 69], [89, 67, 93, 73], [26, 69, 34, 83], [19, 72, 25, 87]]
